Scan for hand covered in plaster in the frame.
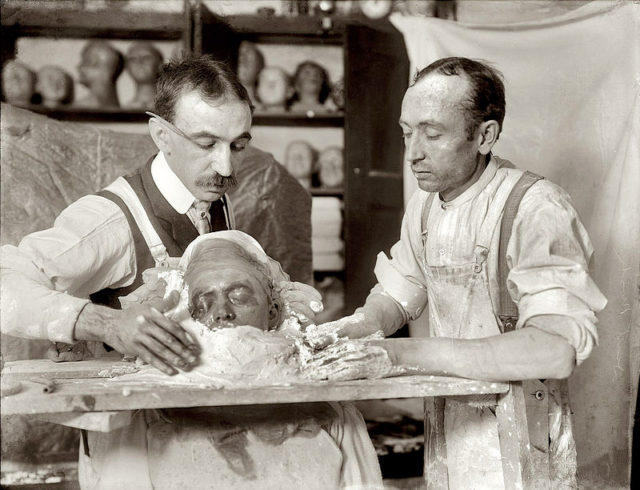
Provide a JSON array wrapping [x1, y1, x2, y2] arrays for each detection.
[[304, 311, 368, 350], [276, 281, 324, 325], [305, 292, 404, 349], [74, 291, 200, 376]]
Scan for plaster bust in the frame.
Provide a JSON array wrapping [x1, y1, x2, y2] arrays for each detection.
[[256, 66, 292, 112], [76, 40, 124, 108], [2, 60, 36, 105], [289, 60, 331, 113], [284, 140, 315, 188], [318, 146, 344, 188], [36, 65, 74, 108], [237, 41, 265, 105], [125, 42, 163, 109]]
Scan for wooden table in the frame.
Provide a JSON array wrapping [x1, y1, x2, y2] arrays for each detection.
[[2, 357, 538, 489]]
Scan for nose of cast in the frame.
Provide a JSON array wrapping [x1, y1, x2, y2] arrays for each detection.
[[201, 300, 236, 328]]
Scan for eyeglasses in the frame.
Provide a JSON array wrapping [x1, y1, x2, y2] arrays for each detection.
[[146, 111, 253, 156], [146, 111, 221, 152]]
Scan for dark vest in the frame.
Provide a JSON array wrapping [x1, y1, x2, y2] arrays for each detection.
[[90, 157, 230, 309]]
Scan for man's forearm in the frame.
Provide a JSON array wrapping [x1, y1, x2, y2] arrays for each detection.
[[376, 326, 576, 381], [73, 303, 118, 344]]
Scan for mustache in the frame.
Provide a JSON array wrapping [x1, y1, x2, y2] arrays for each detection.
[[195, 173, 237, 189]]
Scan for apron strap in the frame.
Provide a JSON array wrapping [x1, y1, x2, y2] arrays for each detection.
[[420, 192, 437, 248], [497, 171, 543, 332]]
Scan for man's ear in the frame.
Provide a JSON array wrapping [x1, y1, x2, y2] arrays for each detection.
[[148, 118, 171, 154], [477, 120, 500, 155], [268, 300, 281, 330]]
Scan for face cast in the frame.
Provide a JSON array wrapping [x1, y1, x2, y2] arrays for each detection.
[[126, 43, 163, 84], [256, 67, 290, 107], [78, 41, 121, 86], [160, 90, 252, 202], [318, 147, 344, 187], [295, 63, 324, 99], [237, 42, 264, 87], [284, 141, 314, 179], [400, 73, 487, 201], [185, 240, 277, 330], [2, 60, 36, 104], [37, 66, 72, 106]]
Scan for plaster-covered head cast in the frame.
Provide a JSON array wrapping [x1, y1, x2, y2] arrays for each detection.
[[36, 65, 74, 108], [284, 140, 315, 187], [255, 66, 292, 112], [289, 60, 331, 113], [125, 41, 164, 109], [400, 57, 504, 201], [237, 41, 265, 103], [148, 55, 253, 203], [182, 234, 281, 331], [76, 40, 124, 108], [318, 146, 344, 188], [143, 230, 323, 334], [2, 60, 36, 105]]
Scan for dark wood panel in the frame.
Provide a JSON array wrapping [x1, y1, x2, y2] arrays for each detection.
[[344, 22, 409, 312], [3, 104, 150, 122]]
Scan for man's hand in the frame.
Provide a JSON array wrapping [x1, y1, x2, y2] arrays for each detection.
[[276, 281, 323, 324], [304, 312, 368, 350], [74, 291, 199, 375]]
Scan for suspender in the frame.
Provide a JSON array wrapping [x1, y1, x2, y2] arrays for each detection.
[[497, 171, 543, 333]]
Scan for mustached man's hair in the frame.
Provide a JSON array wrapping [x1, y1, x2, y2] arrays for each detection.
[[154, 55, 254, 123]]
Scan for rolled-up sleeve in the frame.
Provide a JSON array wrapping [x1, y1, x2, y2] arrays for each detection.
[[374, 191, 429, 320], [507, 181, 607, 363], [1, 196, 136, 343]]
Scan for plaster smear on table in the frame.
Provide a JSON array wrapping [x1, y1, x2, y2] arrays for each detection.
[[111, 321, 402, 387]]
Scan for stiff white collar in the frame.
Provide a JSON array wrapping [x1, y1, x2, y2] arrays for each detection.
[[150, 152, 197, 214]]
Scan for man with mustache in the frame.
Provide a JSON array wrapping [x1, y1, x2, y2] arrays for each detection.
[[1, 55, 260, 376]]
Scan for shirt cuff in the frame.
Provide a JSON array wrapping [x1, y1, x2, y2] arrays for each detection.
[[373, 252, 428, 320], [46, 296, 92, 344]]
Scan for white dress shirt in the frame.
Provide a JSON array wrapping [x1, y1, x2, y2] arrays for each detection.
[[375, 156, 607, 363], [0, 152, 200, 343]]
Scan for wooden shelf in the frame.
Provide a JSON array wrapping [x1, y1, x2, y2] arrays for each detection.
[[0, 5, 185, 40], [310, 187, 344, 197], [222, 14, 345, 45], [6, 104, 150, 123], [252, 111, 344, 127]]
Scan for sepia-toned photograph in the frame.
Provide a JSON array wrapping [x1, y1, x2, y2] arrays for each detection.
[[0, 1, 637, 489]]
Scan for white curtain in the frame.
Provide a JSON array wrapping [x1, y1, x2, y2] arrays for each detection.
[[391, 1, 639, 487]]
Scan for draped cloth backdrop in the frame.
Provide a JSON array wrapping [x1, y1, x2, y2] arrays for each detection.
[[391, 1, 639, 487]]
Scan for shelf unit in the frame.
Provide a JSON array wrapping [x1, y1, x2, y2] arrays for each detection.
[[0, 2, 191, 123], [1, 1, 409, 314], [197, 5, 410, 312]]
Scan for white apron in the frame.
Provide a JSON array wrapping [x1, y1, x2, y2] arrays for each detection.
[[420, 180, 577, 490], [421, 193, 506, 490]]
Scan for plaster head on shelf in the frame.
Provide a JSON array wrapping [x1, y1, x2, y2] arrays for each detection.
[[256, 66, 293, 112], [76, 40, 124, 108], [2, 60, 36, 105], [36, 65, 74, 108]]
